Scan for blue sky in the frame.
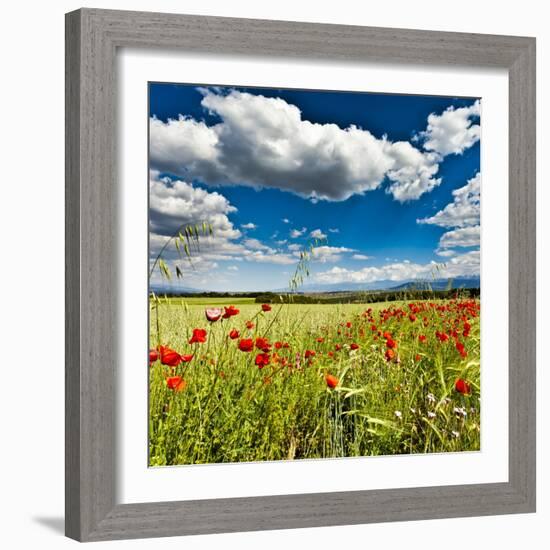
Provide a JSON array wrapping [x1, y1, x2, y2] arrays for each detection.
[[149, 83, 481, 292]]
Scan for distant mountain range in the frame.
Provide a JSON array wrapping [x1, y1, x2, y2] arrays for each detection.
[[150, 277, 480, 295]]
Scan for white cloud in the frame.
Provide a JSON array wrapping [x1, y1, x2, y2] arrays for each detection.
[[290, 227, 307, 238], [439, 225, 480, 248], [420, 100, 481, 156], [287, 243, 301, 252], [352, 254, 371, 260], [241, 222, 257, 230], [310, 228, 327, 240], [228, 265, 239, 271], [436, 249, 457, 258], [314, 250, 479, 284], [311, 245, 354, 264], [418, 172, 480, 228], [282, 218, 290, 224], [150, 89, 442, 203], [149, 173, 298, 276], [328, 228, 339, 233]]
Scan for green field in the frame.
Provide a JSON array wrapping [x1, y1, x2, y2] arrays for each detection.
[[149, 298, 480, 466]]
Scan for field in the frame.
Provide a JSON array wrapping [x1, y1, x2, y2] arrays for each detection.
[[149, 297, 480, 466]]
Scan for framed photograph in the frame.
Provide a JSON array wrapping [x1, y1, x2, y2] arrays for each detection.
[[65, 8, 536, 542]]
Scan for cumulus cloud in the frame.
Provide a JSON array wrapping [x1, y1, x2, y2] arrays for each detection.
[[241, 222, 257, 230], [150, 89, 443, 203], [328, 228, 339, 233], [419, 100, 480, 156], [310, 229, 327, 240], [314, 250, 479, 284], [352, 254, 372, 260], [439, 225, 480, 249], [290, 227, 307, 238], [418, 172, 480, 228], [149, 173, 298, 273], [310, 245, 355, 264]]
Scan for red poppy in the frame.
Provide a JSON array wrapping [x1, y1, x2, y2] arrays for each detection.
[[246, 320, 255, 330], [304, 350, 316, 359], [325, 374, 339, 389], [335, 344, 342, 351], [149, 349, 159, 364], [222, 305, 240, 318], [255, 337, 271, 352], [274, 341, 283, 349], [238, 338, 254, 352], [181, 354, 194, 363], [316, 337, 324, 343], [189, 328, 207, 344], [255, 353, 270, 368], [415, 354, 421, 361], [455, 341, 467, 358], [436, 331, 449, 343], [229, 329, 240, 340], [350, 343, 359, 350], [205, 307, 222, 322], [383, 331, 392, 340], [346, 321, 352, 328], [409, 313, 417, 322], [327, 351, 334, 358], [261, 303, 272, 312], [166, 376, 186, 391], [386, 338, 397, 350], [159, 346, 183, 367], [455, 378, 471, 395], [418, 334, 427, 343], [385, 349, 395, 362]]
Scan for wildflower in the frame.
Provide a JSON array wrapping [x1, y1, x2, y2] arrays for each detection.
[[274, 341, 283, 349], [189, 328, 207, 344], [394, 410, 402, 419], [205, 307, 222, 322], [255, 353, 270, 368], [261, 303, 272, 312], [418, 334, 427, 343], [149, 349, 159, 364], [409, 314, 417, 322], [316, 337, 324, 343], [455, 341, 467, 358], [426, 393, 436, 403], [410, 407, 416, 414], [415, 354, 421, 361], [454, 378, 471, 395], [181, 354, 193, 363], [325, 374, 339, 389], [427, 411, 436, 419], [229, 329, 240, 340], [255, 337, 271, 352], [166, 376, 186, 391], [385, 349, 395, 361], [451, 430, 460, 438], [335, 344, 342, 351], [222, 305, 240, 318], [436, 331, 449, 342], [453, 406, 467, 417], [346, 321, 352, 328], [383, 331, 392, 340], [238, 338, 254, 352], [304, 350, 316, 359], [159, 346, 183, 366], [350, 343, 359, 350], [246, 320, 255, 330], [386, 338, 397, 349]]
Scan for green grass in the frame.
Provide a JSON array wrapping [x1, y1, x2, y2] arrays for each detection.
[[149, 299, 480, 466], [155, 296, 257, 306]]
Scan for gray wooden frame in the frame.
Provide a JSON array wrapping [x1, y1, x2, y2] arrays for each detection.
[[65, 8, 536, 542]]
